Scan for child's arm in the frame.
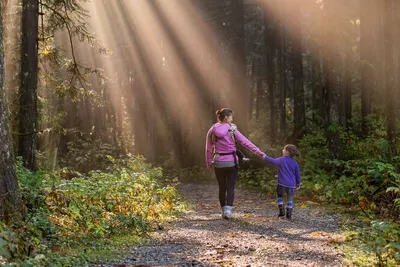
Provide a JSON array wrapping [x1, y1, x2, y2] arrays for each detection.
[[262, 154, 282, 165], [295, 163, 301, 187]]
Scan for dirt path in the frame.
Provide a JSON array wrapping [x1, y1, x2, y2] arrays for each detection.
[[103, 183, 345, 266]]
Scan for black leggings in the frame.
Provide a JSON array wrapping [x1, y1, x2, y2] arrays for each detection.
[[214, 167, 238, 207]]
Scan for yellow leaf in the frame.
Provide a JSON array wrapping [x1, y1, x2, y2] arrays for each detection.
[[311, 231, 325, 237], [299, 204, 308, 209], [213, 258, 233, 263], [327, 237, 341, 244]]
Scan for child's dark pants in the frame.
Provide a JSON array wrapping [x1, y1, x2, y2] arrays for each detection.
[[214, 166, 238, 207]]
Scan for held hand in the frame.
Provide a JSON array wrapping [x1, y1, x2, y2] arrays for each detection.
[[258, 153, 266, 160], [296, 185, 301, 190]]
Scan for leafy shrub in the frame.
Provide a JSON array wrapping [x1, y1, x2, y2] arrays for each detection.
[[1, 155, 183, 265], [163, 166, 215, 184], [238, 167, 275, 194], [299, 125, 400, 215], [46, 155, 180, 239], [363, 220, 400, 266], [60, 138, 120, 173], [0, 162, 86, 266], [345, 220, 400, 266]]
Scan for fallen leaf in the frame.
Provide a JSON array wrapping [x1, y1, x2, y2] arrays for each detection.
[[212, 258, 233, 263], [311, 231, 326, 237]]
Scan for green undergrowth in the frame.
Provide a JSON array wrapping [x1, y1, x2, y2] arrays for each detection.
[[0, 155, 187, 266], [340, 216, 400, 267], [56, 230, 144, 264], [163, 166, 215, 184]]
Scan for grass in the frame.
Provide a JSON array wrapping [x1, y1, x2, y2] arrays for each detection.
[[54, 231, 145, 264]]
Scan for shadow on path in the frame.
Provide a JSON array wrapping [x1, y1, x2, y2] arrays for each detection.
[[99, 183, 345, 267]]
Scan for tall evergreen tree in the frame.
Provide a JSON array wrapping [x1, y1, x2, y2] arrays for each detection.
[[360, 0, 377, 133], [0, 1, 21, 222], [19, 0, 39, 171]]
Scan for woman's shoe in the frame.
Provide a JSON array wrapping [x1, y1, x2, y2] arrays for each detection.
[[222, 206, 233, 219]]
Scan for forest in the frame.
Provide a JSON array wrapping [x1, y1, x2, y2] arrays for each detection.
[[0, 0, 399, 266]]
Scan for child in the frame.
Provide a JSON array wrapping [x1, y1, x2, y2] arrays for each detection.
[[262, 144, 301, 220]]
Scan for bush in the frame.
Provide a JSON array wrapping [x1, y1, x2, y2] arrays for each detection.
[[46, 154, 180, 239], [238, 167, 275, 194], [0, 155, 183, 265], [345, 220, 400, 266], [60, 138, 121, 173]]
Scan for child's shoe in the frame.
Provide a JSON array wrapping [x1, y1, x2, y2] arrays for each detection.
[[278, 205, 285, 217], [286, 208, 292, 220]]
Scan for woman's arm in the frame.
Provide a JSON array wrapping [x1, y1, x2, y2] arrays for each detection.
[[234, 129, 264, 157], [205, 127, 214, 168]]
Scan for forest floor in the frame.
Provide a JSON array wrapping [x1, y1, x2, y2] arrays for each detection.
[[96, 182, 348, 267]]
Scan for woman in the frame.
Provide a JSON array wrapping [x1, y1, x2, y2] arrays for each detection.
[[205, 108, 265, 219]]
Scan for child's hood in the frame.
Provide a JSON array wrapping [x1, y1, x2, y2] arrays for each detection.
[[212, 123, 231, 138]]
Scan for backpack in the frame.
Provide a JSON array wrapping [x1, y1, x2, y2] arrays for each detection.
[[211, 124, 246, 169]]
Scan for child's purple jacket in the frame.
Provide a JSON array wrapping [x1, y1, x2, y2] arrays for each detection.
[[205, 122, 263, 168], [263, 155, 301, 188]]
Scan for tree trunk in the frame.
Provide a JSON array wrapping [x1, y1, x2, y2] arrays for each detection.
[[277, 0, 287, 140], [19, 0, 38, 171], [289, 0, 305, 141], [320, 0, 339, 159], [0, 3, 21, 221], [343, 52, 352, 128], [322, 59, 341, 160], [310, 56, 318, 123], [278, 22, 287, 139], [255, 75, 262, 120], [360, 0, 376, 134], [384, 0, 396, 155], [265, 7, 277, 144], [231, 0, 248, 134]]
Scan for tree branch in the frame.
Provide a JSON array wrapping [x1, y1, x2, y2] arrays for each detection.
[[39, 1, 84, 82]]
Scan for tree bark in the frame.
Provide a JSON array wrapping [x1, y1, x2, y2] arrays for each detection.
[[360, 0, 376, 134], [264, 7, 277, 144], [343, 52, 352, 128], [231, 0, 248, 135], [384, 0, 396, 155], [277, 0, 287, 140], [0, 2, 21, 222], [19, 0, 38, 171], [289, 0, 305, 141]]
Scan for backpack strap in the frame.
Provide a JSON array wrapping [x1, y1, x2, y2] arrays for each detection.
[[228, 124, 237, 145], [229, 124, 239, 169]]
